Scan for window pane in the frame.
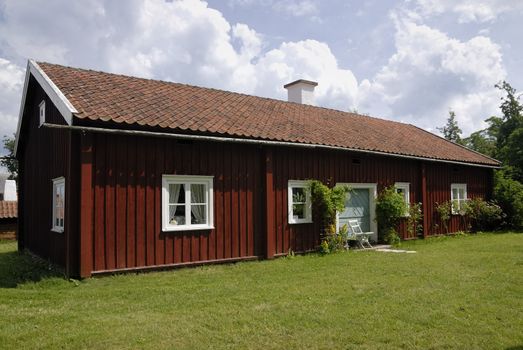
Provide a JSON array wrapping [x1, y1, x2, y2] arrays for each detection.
[[169, 184, 184, 204], [292, 187, 306, 204], [191, 184, 206, 204], [292, 203, 305, 219], [169, 205, 186, 225], [191, 205, 207, 224], [458, 188, 465, 200], [452, 188, 458, 200], [396, 188, 404, 194]]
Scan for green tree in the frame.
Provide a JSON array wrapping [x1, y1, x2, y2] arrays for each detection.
[[463, 129, 496, 157], [494, 81, 523, 150], [492, 82, 523, 182], [1, 134, 17, 181], [437, 110, 463, 144], [501, 128, 523, 181], [494, 170, 523, 229]]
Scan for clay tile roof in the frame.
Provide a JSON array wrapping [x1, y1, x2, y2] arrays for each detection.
[[0, 201, 17, 219], [36, 61, 500, 167]]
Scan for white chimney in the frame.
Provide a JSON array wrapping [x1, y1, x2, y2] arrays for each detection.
[[4, 180, 17, 201], [283, 79, 318, 105]]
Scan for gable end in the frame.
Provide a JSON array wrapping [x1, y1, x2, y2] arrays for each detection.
[[14, 59, 78, 156]]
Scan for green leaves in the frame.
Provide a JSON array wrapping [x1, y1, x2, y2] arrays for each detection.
[[307, 180, 350, 254], [307, 180, 350, 228], [494, 170, 523, 229]]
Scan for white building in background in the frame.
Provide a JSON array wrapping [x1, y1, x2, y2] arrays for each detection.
[[0, 174, 17, 201]]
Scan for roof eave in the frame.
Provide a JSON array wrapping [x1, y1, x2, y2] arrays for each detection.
[[41, 121, 501, 169]]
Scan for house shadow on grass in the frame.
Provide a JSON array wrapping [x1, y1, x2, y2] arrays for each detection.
[[0, 247, 62, 288]]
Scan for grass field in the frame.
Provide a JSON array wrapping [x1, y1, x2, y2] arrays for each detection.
[[0, 233, 522, 349]]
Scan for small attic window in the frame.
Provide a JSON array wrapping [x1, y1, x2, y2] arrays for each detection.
[[352, 158, 361, 165], [39, 100, 46, 127]]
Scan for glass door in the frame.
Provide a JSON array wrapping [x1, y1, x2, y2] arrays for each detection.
[[338, 188, 371, 232]]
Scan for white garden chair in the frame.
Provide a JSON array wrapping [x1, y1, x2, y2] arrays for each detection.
[[347, 219, 374, 249]]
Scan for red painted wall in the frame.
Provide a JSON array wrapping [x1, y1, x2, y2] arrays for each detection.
[[85, 134, 265, 273]]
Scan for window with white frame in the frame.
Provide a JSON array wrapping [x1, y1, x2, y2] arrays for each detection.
[[39, 100, 46, 127], [394, 182, 410, 216], [162, 175, 214, 231], [52, 177, 65, 232], [451, 183, 467, 214], [288, 180, 312, 224]]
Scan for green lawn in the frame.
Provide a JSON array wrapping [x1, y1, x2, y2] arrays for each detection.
[[0, 234, 522, 349]]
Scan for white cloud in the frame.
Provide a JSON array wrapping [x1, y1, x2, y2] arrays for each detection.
[[254, 40, 358, 110], [0, 58, 24, 157], [0, 0, 512, 146], [0, 0, 353, 122], [411, 0, 523, 23], [102, 0, 259, 92], [358, 15, 506, 135]]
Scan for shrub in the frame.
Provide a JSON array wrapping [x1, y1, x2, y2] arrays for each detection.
[[406, 202, 423, 238], [436, 201, 452, 234], [494, 171, 523, 229], [384, 228, 400, 246], [465, 198, 505, 232], [308, 180, 350, 253], [375, 186, 406, 243], [319, 224, 349, 254]]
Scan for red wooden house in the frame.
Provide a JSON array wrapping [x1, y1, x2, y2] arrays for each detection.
[[14, 60, 500, 277]]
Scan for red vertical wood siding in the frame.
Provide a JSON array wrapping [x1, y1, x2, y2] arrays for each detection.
[[271, 148, 420, 254], [270, 148, 491, 254], [88, 135, 265, 272], [79, 133, 94, 277], [425, 162, 490, 235]]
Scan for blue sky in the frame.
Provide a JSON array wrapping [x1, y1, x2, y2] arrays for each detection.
[[1, 0, 522, 162]]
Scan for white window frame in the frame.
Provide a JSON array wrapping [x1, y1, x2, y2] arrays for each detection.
[[39, 100, 46, 127], [162, 175, 214, 232], [394, 182, 410, 217], [451, 183, 468, 215], [51, 177, 65, 233], [288, 180, 312, 224]]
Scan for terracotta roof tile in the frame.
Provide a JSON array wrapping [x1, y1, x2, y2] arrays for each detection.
[[37, 62, 500, 167], [0, 201, 17, 219]]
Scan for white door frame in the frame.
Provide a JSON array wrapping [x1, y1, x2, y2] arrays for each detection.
[[336, 183, 378, 242]]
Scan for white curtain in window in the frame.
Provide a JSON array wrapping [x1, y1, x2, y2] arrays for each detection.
[[191, 184, 206, 224], [169, 184, 182, 221]]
